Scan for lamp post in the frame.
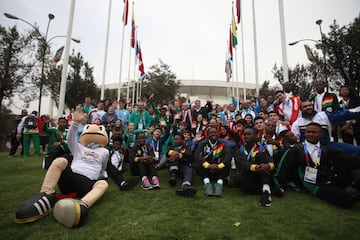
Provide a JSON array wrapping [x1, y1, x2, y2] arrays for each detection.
[[4, 13, 80, 115], [316, 19, 328, 90], [288, 38, 319, 46]]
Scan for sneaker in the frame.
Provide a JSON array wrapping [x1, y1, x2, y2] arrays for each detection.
[[169, 173, 177, 187], [151, 176, 161, 189], [141, 177, 153, 190], [176, 186, 197, 198], [120, 177, 140, 191], [53, 199, 88, 228], [259, 191, 272, 207], [213, 183, 223, 197], [14, 192, 56, 224], [204, 183, 213, 196]]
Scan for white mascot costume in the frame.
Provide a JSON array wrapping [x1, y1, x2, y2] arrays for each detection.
[[15, 106, 109, 227]]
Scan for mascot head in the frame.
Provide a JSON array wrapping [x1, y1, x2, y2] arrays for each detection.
[[80, 124, 108, 147]]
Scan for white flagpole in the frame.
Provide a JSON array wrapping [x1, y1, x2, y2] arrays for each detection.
[[278, 0, 289, 83], [58, 0, 75, 118], [132, 26, 138, 106], [117, 25, 126, 101], [240, 0, 246, 100], [126, 42, 132, 103], [101, 0, 112, 100], [252, 0, 259, 93]]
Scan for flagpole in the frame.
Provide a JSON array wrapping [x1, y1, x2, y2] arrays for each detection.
[[58, 0, 75, 119], [117, 25, 126, 101], [126, 43, 132, 103], [252, 0, 259, 93], [100, 0, 112, 100], [132, 26, 138, 106], [232, 2, 240, 106], [240, 0, 246, 100], [278, 0, 289, 83]]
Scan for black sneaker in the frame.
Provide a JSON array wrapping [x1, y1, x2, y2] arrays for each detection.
[[14, 192, 56, 224], [176, 186, 197, 198], [169, 174, 177, 187], [259, 191, 272, 207], [119, 177, 140, 191], [53, 199, 89, 228]]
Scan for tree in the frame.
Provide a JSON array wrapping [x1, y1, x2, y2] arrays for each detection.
[[272, 63, 321, 100], [0, 25, 36, 112], [324, 16, 360, 93], [141, 60, 181, 105], [259, 80, 277, 99], [46, 50, 100, 110]]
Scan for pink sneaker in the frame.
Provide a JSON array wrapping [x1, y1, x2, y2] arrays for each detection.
[[151, 176, 160, 189], [142, 177, 153, 190]]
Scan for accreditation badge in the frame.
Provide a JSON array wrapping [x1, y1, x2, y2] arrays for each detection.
[[138, 123, 143, 130], [304, 166, 318, 184], [154, 151, 159, 160]]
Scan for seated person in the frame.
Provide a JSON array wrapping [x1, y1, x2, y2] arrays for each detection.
[[129, 132, 160, 190], [106, 136, 140, 190], [194, 127, 231, 197], [232, 126, 275, 207], [167, 133, 197, 198], [277, 122, 360, 208], [14, 106, 109, 227]]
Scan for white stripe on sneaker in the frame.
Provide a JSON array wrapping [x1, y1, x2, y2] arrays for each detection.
[[33, 202, 44, 215], [42, 196, 52, 210]]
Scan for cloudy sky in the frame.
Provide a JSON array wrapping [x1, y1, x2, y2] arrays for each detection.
[[1, 0, 359, 112]]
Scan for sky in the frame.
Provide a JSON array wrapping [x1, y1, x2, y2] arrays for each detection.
[[1, 0, 359, 113]]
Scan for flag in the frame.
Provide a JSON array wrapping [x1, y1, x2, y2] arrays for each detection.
[[225, 28, 233, 82], [231, 7, 238, 48], [51, 46, 64, 63], [228, 27, 233, 61], [136, 41, 145, 81], [131, 3, 135, 48], [304, 44, 316, 63], [122, 0, 129, 25], [236, 0, 241, 24]]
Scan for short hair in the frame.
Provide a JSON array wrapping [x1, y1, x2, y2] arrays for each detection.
[[112, 136, 122, 143], [58, 117, 67, 121], [254, 116, 264, 123], [306, 122, 322, 130], [274, 90, 284, 96], [236, 119, 248, 126], [174, 133, 184, 139], [243, 126, 258, 135]]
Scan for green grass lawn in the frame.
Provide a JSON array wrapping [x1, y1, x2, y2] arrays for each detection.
[[0, 152, 360, 240]]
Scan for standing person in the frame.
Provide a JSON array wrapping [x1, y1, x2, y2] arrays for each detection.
[[115, 100, 130, 130], [277, 122, 360, 207], [195, 127, 231, 197], [8, 109, 28, 157], [192, 99, 213, 121], [312, 80, 340, 142], [338, 85, 360, 145], [273, 90, 301, 125], [283, 81, 294, 98], [102, 106, 118, 137], [89, 101, 106, 123], [40, 115, 50, 154], [232, 127, 275, 207], [17, 111, 42, 157], [129, 101, 152, 130], [82, 96, 95, 115]]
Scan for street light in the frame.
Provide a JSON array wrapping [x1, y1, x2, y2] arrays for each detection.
[[316, 19, 328, 90], [4, 12, 80, 115], [288, 38, 319, 46]]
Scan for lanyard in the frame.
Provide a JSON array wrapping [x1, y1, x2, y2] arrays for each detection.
[[141, 145, 148, 154], [303, 142, 321, 167], [241, 144, 256, 162], [152, 139, 160, 152]]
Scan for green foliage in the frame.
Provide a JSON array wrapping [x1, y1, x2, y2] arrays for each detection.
[[259, 80, 277, 98], [0, 25, 36, 112], [272, 63, 317, 100], [46, 50, 100, 109], [1, 153, 360, 239], [324, 16, 360, 93], [142, 60, 181, 105]]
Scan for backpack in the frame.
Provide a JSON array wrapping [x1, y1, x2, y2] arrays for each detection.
[[24, 115, 38, 129]]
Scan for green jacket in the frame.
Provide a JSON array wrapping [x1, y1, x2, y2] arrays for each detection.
[[42, 124, 70, 153]]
